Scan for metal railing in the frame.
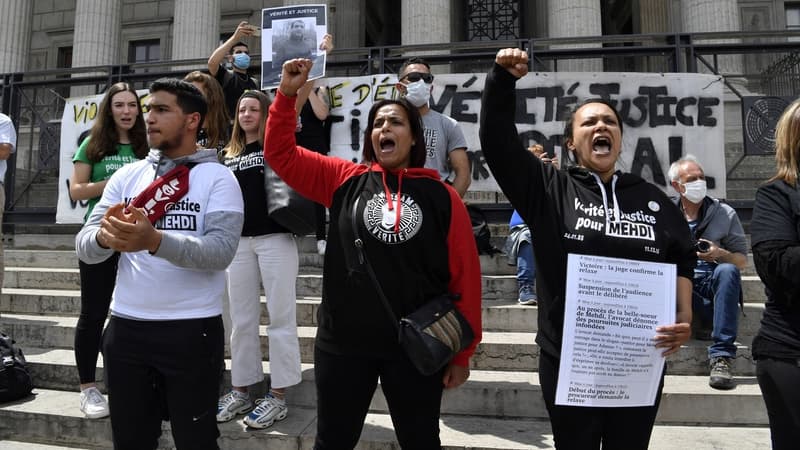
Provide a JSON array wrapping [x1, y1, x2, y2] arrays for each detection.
[[1, 31, 798, 226]]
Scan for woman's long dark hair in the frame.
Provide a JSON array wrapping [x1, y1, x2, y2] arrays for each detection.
[[362, 98, 427, 169], [85, 82, 148, 162]]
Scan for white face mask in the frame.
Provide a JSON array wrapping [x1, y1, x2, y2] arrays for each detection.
[[404, 80, 430, 107], [681, 179, 707, 204]]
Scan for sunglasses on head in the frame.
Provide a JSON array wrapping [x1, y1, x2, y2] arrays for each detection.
[[403, 72, 434, 84]]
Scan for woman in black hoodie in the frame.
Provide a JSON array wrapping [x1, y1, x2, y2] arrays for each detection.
[[480, 48, 695, 449], [264, 58, 482, 450], [749, 98, 800, 450]]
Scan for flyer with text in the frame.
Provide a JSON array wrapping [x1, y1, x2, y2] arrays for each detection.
[[555, 254, 676, 407]]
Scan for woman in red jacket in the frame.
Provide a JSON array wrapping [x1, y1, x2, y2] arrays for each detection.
[[263, 59, 482, 450]]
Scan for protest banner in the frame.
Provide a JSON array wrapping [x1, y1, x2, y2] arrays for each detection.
[[55, 72, 725, 223]]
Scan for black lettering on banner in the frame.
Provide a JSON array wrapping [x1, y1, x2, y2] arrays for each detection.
[[589, 83, 620, 100], [639, 86, 677, 127], [350, 109, 361, 152], [675, 97, 697, 126], [431, 84, 480, 123], [697, 97, 719, 126], [64, 179, 89, 209], [450, 91, 480, 123], [468, 150, 491, 181], [668, 136, 683, 167], [618, 97, 648, 128], [631, 137, 667, 186], [519, 129, 564, 158], [515, 88, 538, 124]]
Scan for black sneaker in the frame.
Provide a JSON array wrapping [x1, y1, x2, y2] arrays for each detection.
[[709, 357, 735, 390]]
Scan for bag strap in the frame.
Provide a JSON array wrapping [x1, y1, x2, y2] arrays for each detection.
[[349, 171, 401, 333], [127, 162, 198, 225]]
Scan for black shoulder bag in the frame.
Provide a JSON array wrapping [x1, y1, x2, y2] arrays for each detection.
[[349, 172, 475, 376]]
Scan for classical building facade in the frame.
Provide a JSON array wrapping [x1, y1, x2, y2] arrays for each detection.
[[0, 0, 796, 75], [0, 0, 798, 216]]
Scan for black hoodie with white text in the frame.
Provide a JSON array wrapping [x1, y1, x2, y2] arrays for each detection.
[[479, 64, 696, 358]]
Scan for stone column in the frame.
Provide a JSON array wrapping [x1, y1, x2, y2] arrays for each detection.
[[328, 0, 362, 49], [639, 0, 669, 33], [72, 0, 121, 96], [173, 0, 220, 67], [638, 0, 670, 72], [0, 1, 32, 73], [73, 0, 121, 68], [401, 0, 449, 46], [681, 0, 742, 76], [547, 0, 603, 72], [400, 0, 450, 73]]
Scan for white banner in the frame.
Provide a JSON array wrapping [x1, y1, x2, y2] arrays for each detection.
[[56, 72, 725, 223], [56, 90, 151, 224], [324, 72, 725, 194]]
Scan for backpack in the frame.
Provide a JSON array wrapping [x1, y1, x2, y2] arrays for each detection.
[[466, 205, 501, 256], [0, 332, 33, 402]]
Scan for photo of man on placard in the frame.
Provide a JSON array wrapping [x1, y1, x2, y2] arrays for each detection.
[[272, 19, 317, 69]]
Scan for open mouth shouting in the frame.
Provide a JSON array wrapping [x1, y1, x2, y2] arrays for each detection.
[[593, 135, 612, 154], [379, 137, 396, 153]]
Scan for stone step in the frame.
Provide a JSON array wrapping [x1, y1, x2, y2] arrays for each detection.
[[2, 267, 770, 303], [3, 249, 517, 275], [0, 313, 756, 376], [19, 347, 767, 425], [4, 247, 763, 277], [0, 287, 768, 337], [0, 289, 537, 332], [0, 443, 94, 450], [0, 389, 771, 449]]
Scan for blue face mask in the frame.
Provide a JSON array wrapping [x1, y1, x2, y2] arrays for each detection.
[[232, 53, 250, 70]]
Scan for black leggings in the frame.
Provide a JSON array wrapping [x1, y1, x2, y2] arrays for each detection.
[[539, 350, 664, 450], [756, 357, 800, 450], [313, 346, 444, 450], [315, 202, 327, 241], [74, 253, 119, 384]]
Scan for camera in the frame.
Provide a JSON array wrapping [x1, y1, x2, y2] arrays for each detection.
[[693, 240, 711, 253]]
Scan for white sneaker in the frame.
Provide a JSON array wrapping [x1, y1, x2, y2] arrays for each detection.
[[243, 393, 287, 429], [216, 390, 253, 423], [316, 240, 327, 256], [79, 386, 109, 419]]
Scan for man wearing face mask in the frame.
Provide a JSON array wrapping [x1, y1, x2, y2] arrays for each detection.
[[396, 58, 471, 197], [208, 21, 260, 118], [669, 155, 747, 390]]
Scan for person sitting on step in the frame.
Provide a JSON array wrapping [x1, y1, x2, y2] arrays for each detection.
[[504, 144, 559, 306], [669, 155, 747, 390]]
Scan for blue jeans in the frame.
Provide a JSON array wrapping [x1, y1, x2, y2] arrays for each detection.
[[692, 263, 741, 359], [517, 241, 535, 286]]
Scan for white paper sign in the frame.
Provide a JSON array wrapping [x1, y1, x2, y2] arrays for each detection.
[[555, 254, 676, 407], [260, 4, 327, 90]]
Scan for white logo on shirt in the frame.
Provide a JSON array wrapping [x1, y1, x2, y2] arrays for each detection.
[[363, 192, 423, 244]]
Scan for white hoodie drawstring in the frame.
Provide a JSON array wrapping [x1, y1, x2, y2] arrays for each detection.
[[590, 172, 621, 226]]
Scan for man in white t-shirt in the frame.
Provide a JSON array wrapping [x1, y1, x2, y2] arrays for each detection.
[[0, 113, 16, 297], [76, 79, 244, 449], [395, 58, 471, 197]]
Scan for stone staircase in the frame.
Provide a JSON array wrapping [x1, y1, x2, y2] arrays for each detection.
[[0, 227, 772, 449]]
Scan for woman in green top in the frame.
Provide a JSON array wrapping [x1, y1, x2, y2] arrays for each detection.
[[69, 82, 148, 419]]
